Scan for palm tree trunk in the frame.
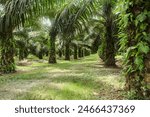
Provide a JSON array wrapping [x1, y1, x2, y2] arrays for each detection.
[[78, 47, 82, 58], [38, 51, 43, 59], [122, 0, 150, 98], [91, 35, 101, 54], [65, 42, 70, 60], [19, 49, 24, 61], [0, 34, 16, 73], [81, 49, 84, 57], [74, 44, 78, 59], [19, 48, 28, 61], [104, 24, 116, 67], [101, 0, 116, 67], [49, 36, 56, 63], [85, 49, 90, 56], [58, 49, 62, 58], [24, 48, 29, 59]]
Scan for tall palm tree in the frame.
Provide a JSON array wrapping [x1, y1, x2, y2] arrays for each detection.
[[101, 0, 116, 66], [0, 0, 112, 72], [1, 0, 149, 99], [14, 28, 30, 60], [0, 0, 68, 73], [49, 21, 58, 63], [51, 0, 95, 60], [118, 0, 150, 98]]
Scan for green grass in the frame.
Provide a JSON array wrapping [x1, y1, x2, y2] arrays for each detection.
[[0, 54, 125, 100]]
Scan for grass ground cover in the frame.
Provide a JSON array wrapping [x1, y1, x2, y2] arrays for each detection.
[[0, 54, 125, 100]]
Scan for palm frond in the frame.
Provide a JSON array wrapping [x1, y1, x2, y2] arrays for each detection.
[[0, 0, 68, 34], [53, 0, 98, 39]]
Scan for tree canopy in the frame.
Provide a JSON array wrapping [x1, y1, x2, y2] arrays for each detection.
[[0, 0, 149, 99]]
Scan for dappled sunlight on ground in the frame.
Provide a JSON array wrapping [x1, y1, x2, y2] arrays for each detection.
[[0, 54, 125, 100]]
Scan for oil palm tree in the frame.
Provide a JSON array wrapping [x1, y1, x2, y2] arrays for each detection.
[[0, 0, 113, 72], [51, 0, 95, 60], [0, 0, 68, 73], [49, 21, 58, 63], [14, 28, 30, 60], [118, 0, 150, 98], [101, 0, 116, 66], [1, 0, 149, 99]]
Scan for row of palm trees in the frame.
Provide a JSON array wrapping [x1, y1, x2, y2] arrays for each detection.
[[0, 0, 149, 98]]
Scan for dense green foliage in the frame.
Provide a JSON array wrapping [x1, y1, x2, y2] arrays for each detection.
[[0, 0, 149, 99], [118, 0, 150, 99]]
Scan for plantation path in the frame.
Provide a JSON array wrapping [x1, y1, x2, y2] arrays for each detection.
[[0, 55, 125, 100]]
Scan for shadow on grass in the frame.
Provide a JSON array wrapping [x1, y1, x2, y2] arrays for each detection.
[[15, 71, 123, 100], [0, 54, 125, 100]]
